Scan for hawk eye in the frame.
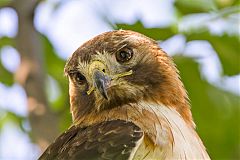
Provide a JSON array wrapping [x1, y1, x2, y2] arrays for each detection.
[[70, 72, 86, 85], [116, 48, 133, 63]]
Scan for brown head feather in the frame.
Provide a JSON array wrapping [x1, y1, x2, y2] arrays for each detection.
[[64, 30, 193, 126]]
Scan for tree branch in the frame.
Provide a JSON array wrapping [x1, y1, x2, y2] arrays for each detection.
[[14, 0, 59, 151]]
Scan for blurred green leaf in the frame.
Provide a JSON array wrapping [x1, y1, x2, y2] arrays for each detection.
[[0, 37, 14, 85], [40, 34, 69, 112], [185, 32, 240, 75], [116, 20, 177, 40], [215, 0, 240, 8], [174, 56, 240, 159], [41, 35, 65, 80], [0, 62, 14, 85], [0, 0, 12, 7], [59, 111, 72, 132], [0, 110, 26, 132], [0, 36, 15, 48], [174, 0, 217, 15]]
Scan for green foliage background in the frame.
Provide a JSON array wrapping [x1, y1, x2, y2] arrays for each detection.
[[0, 0, 239, 159]]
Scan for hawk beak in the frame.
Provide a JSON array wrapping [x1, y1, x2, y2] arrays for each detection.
[[93, 70, 110, 100], [86, 60, 133, 99]]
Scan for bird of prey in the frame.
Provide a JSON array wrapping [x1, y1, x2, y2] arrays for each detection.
[[39, 30, 210, 160]]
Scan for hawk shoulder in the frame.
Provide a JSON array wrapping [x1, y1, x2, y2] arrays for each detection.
[[39, 120, 143, 160]]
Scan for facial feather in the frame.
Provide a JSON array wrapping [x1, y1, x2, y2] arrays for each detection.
[[64, 30, 193, 126]]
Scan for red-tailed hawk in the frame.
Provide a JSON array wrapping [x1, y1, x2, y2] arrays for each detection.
[[39, 30, 210, 159]]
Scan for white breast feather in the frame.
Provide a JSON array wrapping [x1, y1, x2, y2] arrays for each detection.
[[133, 102, 210, 160]]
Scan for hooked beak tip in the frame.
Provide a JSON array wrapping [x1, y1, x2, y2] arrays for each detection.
[[93, 70, 110, 100]]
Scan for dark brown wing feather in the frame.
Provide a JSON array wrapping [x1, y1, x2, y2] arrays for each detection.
[[38, 120, 143, 160]]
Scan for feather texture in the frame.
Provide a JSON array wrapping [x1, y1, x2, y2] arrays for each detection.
[[39, 120, 144, 160], [40, 30, 210, 160], [72, 101, 210, 160]]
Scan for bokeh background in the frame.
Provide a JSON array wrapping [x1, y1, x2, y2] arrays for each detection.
[[0, 0, 239, 159]]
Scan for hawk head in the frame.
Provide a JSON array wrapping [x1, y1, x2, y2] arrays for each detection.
[[64, 30, 193, 126]]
